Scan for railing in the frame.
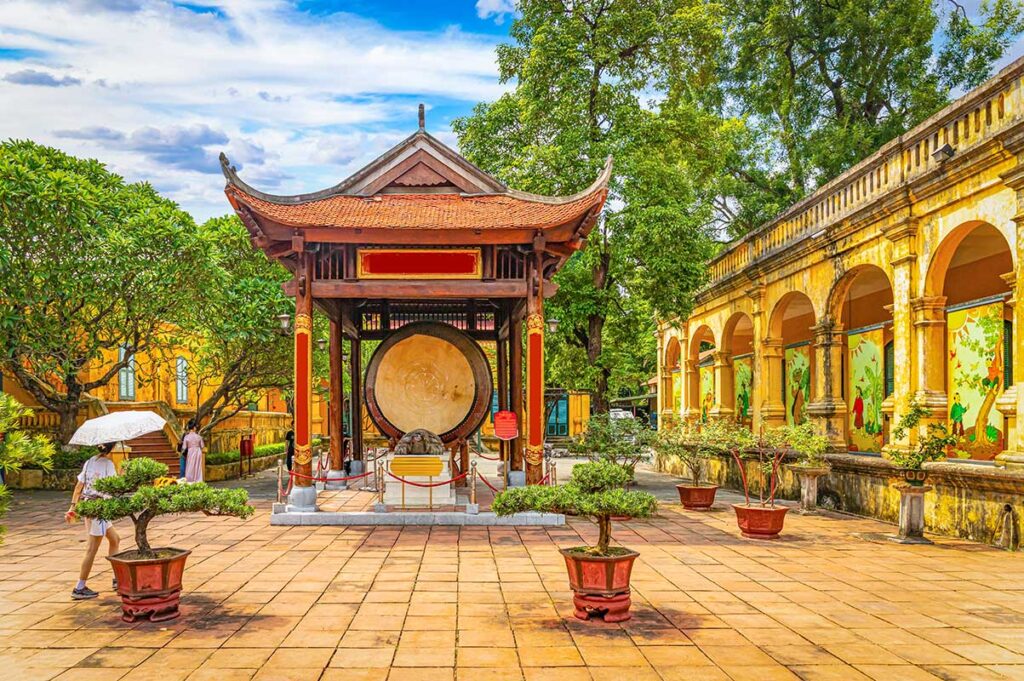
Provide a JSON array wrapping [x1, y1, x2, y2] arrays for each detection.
[[707, 59, 1024, 287]]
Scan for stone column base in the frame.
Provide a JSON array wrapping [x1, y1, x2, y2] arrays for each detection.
[[287, 485, 318, 512], [888, 484, 932, 545], [324, 470, 348, 491]]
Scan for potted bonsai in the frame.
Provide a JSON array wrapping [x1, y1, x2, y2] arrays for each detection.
[[886, 400, 957, 543], [782, 423, 831, 513], [492, 460, 656, 623], [727, 425, 797, 539], [568, 413, 654, 482], [655, 419, 720, 510], [75, 457, 253, 622]]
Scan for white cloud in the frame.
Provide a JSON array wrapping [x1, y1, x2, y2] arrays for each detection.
[[0, 0, 508, 219], [476, 0, 516, 24]]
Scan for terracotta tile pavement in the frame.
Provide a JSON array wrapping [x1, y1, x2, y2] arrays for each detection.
[[2, 481, 1024, 681]]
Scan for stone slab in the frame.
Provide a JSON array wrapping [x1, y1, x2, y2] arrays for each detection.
[[269, 510, 565, 526]]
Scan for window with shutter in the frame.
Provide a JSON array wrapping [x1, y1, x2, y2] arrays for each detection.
[[884, 341, 894, 398], [1004, 320, 1013, 390]]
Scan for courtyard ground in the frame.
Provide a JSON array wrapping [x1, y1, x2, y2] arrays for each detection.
[[2, 463, 1024, 681]]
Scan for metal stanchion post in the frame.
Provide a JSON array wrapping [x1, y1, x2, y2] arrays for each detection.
[[276, 458, 283, 504], [470, 461, 478, 505], [551, 461, 557, 486], [377, 461, 385, 505]]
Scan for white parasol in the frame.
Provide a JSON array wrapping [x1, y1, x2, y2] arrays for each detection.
[[69, 410, 167, 446]]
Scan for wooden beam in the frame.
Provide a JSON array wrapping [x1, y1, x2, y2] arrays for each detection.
[[284, 279, 531, 299]]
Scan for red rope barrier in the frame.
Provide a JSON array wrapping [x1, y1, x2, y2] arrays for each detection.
[[289, 469, 374, 483], [478, 471, 500, 493], [540, 473, 551, 485], [385, 470, 468, 488], [474, 452, 502, 461]]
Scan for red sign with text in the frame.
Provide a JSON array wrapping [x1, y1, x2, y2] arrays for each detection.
[[493, 410, 519, 441]]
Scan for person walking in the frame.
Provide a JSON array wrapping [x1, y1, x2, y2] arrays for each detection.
[[182, 421, 205, 483], [66, 442, 120, 600], [285, 429, 295, 471]]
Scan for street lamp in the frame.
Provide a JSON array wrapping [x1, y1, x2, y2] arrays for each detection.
[[316, 338, 328, 352], [546, 318, 560, 334], [276, 313, 292, 332]]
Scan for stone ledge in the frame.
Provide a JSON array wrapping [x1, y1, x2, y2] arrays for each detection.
[[269, 511, 565, 526]]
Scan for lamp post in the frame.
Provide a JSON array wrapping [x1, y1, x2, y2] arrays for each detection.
[[546, 318, 560, 334], [316, 338, 328, 352], [276, 313, 291, 333]]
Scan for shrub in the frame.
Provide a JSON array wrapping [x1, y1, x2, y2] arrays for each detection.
[[567, 414, 654, 479], [206, 438, 320, 467], [889, 399, 957, 469], [492, 460, 657, 555], [75, 457, 253, 557], [782, 422, 830, 468], [1, 395, 55, 539]]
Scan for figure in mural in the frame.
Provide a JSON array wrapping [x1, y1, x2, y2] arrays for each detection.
[[785, 346, 811, 426], [852, 386, 865, 430], [847, 330, 884, 452], [733, 356, 753, 425], [699, 363, 714, 423], [950, 392, 967, 437], [790, 370, 805, 424]]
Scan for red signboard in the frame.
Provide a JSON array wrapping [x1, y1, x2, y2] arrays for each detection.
[[357, 248, 481, 279], [493, 410, 519, 441]]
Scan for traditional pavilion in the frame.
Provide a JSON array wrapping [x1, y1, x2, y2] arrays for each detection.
[[221, 106, 610, 510]]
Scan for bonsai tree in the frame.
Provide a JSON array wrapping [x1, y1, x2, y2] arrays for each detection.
[[76, 457, 253, 557], [653, 420, 704, 486], [568, 413, 655, 480], [729, 426, 786, 508], [492, 460, 657, 555], [783, 423, 830, 468], [0, 395, 54, 539], [889, 399, 958, 470]]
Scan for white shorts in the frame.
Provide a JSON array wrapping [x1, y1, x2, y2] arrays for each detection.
[[85, 518, 111, 537]]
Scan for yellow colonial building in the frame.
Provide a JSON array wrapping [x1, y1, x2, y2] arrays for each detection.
[[657, 56, 1024, 545]]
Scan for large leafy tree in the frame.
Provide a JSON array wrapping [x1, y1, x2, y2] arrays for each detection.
[[454, 0, 723, 410], [0, 141, 212, 444], [182, 215, 294, 435], [720, 0, 1024, 235]]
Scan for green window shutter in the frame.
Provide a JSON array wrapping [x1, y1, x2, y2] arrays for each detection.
[[1004, 320, 1013, 390], [884, 341, 894, 398]]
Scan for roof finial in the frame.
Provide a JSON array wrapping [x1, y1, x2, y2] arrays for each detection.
[[418, 103, 425, 131]]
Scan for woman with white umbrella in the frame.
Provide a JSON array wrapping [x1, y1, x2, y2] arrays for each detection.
[[65, 410, 166, 600]]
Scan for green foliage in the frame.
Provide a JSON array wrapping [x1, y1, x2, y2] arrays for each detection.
[[567, 413, 654, 478], [453, 0, 723, 409], [492, 461, 657, 555], [206, 438, 319, 466], [655, 419, 756, 486], [75, 457, 253, 557], [25, 446, 97, 470], [720, 0, 1024, 235], [890, 399, 958, 469], [779, 422, 830, 468], [0, 394, 55, 540], [181, 215, 294, 434], [0, 140, 213, 443]]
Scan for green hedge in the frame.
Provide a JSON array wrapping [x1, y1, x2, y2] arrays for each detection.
[[26, 446, 98, 470], [206, 438, 321, 467]]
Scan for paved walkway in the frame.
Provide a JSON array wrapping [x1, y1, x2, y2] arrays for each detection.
[[2, 462, 1024, 681]]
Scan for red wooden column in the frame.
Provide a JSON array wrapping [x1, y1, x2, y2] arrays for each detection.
[[525, 244, 546, 484], [511, 314, 524, 471], [289, 252, 317, 510]]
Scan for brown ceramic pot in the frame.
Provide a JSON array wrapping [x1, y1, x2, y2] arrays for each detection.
[[107, 548, 191, 623], [560, 547, 639, 623], [675, 484, 719, 510], [732, 504, 789, 539]]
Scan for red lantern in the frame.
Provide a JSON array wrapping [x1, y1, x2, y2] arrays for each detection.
[[493, 410, 519, 441]]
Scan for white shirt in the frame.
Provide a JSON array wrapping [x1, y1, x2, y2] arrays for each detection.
[[77, 455, 117, 499]]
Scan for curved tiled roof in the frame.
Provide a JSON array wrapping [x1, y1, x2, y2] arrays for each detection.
[[226, 182, 609, 231]]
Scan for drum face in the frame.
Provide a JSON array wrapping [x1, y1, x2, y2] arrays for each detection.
[[365, 322, 493, 444]]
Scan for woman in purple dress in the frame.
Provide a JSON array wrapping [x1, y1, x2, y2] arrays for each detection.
[[182, 421, 205, 482]]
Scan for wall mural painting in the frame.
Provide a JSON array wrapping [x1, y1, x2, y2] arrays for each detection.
[[847, 329, 884, 452], [699, 363, 715, 422], [672, 370, 682, 415], [785, 345, 810, 426], [733, 356, 753, 426], [948, 302, 1005, 460]]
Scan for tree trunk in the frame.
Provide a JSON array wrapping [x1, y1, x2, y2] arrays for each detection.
[[588, 251, 610, 413], [596, 515, 611, 555], [57, 405, 80, 446], [135, 513, 153, 558]]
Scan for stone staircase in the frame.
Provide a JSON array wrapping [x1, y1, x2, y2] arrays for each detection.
[[105, 402, 181, 476]]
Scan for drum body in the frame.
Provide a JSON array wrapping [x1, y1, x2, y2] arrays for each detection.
[[364, 322, 493, 444]]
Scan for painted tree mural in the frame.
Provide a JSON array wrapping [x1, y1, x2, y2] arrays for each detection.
[[848, 329, 884, 452], [733, 356, 753, 426], [948, 302, 1005, 460], [699, 363, 715, 423], [785, 346, 811, 426]]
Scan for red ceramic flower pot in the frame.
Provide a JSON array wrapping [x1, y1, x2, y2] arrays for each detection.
[[107, 548, 191, 623], [560, 547, 639, 623], [676, 484, 719, 510], [732, 503, 789, 539]]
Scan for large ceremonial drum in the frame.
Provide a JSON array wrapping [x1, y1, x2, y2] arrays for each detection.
[[365, 322, 493, 444]]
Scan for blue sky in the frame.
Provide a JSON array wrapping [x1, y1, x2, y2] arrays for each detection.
[[0, 0, 1021, 221], [0, 0, 517, 219]]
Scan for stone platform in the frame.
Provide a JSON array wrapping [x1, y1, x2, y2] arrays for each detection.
[[269, 509, 565, 526]]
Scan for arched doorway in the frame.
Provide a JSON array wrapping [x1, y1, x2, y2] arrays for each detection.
[[830, 266, 894, 453], [664, 337, 681, 418], [769, 292, 816, 426], [927, 222, 1014, 460], [688, 325, 716, 422], [723, 312, 754, 426]]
